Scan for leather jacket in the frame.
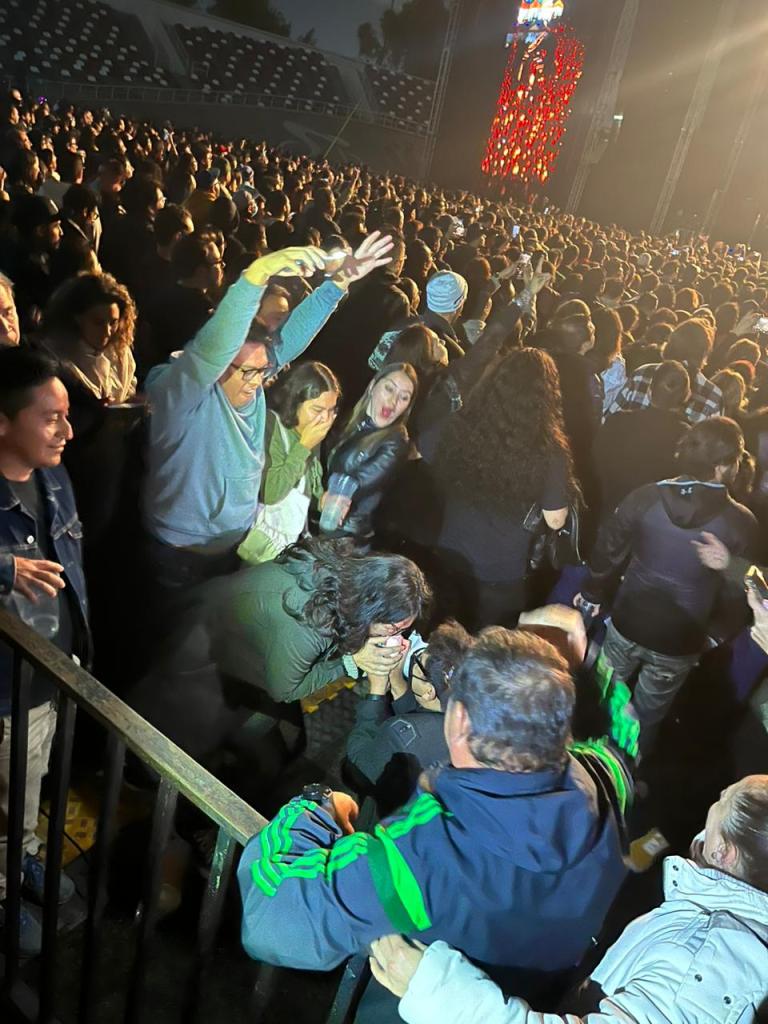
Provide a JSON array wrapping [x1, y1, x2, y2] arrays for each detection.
[[324, 417, 410, 540]]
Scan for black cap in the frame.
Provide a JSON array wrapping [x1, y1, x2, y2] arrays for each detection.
[[12, 194, 62, 234]]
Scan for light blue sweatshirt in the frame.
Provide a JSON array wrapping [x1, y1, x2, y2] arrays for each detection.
[[143, 275, 344, 548]]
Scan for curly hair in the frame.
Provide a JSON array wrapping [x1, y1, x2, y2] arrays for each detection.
[[278, 537, 432, 655], [43, 271, 136, 352], [431, 347, 578, 515]]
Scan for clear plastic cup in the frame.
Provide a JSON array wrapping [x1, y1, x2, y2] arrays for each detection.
[[16, 591, 59, 640], [320, 473, 358, 532]]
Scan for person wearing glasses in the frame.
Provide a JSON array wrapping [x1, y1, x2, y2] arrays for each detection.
[[142, 235, 394, 595]]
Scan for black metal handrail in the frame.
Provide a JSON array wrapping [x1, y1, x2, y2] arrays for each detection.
[[0, 607, 267, 1023]]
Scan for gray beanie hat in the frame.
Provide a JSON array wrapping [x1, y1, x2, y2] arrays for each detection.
[[426, 270, 469, 314]]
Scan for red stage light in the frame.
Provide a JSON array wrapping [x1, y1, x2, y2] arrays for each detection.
[[482, 23, 584, 185]]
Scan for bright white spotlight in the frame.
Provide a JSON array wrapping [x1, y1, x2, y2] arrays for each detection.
[[517, 1, 565, 27]]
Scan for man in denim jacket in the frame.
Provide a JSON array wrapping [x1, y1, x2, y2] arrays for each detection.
[[0, 347, 90, 956]]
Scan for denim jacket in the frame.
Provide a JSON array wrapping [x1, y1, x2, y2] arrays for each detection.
[[0, 465, 91, 716]]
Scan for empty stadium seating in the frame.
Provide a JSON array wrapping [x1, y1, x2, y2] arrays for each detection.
[[364, 65, 435, 127], [0, 0, 169, 86], [175, 24, 349, 108]]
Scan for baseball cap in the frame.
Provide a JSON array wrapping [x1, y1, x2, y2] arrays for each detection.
[[195, 168, 221, 190], [12, 194, 62, 234]]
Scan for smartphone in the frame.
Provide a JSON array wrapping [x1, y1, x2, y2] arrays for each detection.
[[745, 565, 768, 602], [670, 248, 681, 256], [512, 225, 521, 239], [519, 253, 531, 265], [755, 317, 768, 334]]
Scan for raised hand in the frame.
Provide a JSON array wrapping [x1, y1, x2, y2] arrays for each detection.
[[333, 231, 394, 286], [244, 246, 327, 286]]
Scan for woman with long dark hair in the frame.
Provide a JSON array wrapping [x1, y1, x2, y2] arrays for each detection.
[[321, 363, 418, 542], [211, 536, 432, 705], [238, 361, 341, 564], [422, 347, 579, 628]]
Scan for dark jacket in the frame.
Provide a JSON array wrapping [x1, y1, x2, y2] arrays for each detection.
[[208, 551, 347, 703], [238, 755, 627, 998], [0, 466, 91, 715], [593, 407, 689, 514], [311, 270, 410, 405], [346, 690, 447, 812], [99, 215, 155, 297], [324, 418, 410, 540], [583, 478, 759, 655], [550, 351, 602, 485], [419, 307, 466, 361]]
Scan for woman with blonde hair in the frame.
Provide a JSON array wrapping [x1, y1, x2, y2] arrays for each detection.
[[42, 272, 137, 403], [321, 362, 418, 542]]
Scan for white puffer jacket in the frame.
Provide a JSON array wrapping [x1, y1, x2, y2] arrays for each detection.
[[399, 857, 768, 1024]]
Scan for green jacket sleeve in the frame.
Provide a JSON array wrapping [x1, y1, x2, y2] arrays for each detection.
[[256, 611, 346, 702], [261, 412, 314, 505]]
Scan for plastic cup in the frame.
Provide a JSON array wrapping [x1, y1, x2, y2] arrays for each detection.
[[16, 591, 59, 640], [320, 473, 358, 532]]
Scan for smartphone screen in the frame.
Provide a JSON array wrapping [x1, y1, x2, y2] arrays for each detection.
[[512, 225, 521, 239]]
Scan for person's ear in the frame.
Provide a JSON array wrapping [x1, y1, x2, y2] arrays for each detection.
[[711, 840, 739, 872]]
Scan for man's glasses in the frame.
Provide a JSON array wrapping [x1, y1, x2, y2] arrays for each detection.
[[233, 363, 276, 383]]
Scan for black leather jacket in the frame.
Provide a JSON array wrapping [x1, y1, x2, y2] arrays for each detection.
[[324, 417, 410, 540]]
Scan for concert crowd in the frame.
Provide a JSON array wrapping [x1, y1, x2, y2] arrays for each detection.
[[1, 87, 767, 1023]]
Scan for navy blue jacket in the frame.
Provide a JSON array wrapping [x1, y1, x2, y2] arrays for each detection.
[[238, 756, 627, 996], [583, 478, 758, 656], [0, 465, 90, 715]]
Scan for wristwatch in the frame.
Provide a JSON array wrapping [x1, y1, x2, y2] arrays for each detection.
[[302, 783, 333, 807]]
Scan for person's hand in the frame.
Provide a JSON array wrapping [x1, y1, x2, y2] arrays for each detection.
[[329, 791, 359, 835], [352, 636, 406, 677], [733, 310, 761, 336], [747, 587, 768, 654], [369, 936, 427, 998], [243, 246, 326, 286], [298, 412, 334, 450], [332, 231, 394, 287], [518, 604, 587, 663], [13, 557, 66, 602], [527, 255, 552, 296], [692, 532, 730, 571]]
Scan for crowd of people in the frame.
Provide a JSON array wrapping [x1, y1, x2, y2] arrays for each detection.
[[1, 86, 768, 1023]]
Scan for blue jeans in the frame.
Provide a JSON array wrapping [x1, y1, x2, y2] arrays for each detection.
[[601, 621, 700, 756]]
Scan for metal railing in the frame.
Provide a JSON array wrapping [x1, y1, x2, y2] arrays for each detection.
[[27, 78, 431, 138], [0, 607, 267, 1023]]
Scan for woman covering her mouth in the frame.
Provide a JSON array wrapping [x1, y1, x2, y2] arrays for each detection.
[[320, 362, 418, 546]]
